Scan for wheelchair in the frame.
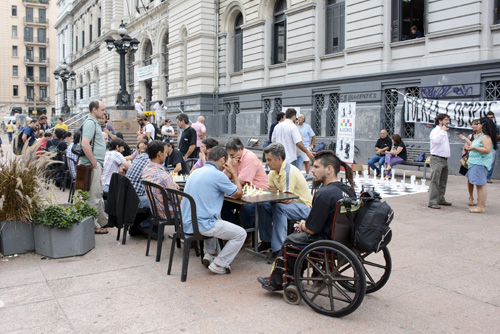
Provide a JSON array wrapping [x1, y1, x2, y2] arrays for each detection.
[[269, 198, 392, 317]]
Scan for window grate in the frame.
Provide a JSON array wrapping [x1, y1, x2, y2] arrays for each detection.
[[224, 102, 231, 134], [263, 99, 271, 134], [233, 102, 240, 134], [327, 93, 340, 137], [313, 94, 324, 135], [403, 87, 419, 138], [486, 81, 500, 101], [384, 89, 398, 135]]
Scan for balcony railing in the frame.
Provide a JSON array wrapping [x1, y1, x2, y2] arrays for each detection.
[[25, 76, 49, 83], [24, 57, 49, 64], [24, 37, 49, 44], [25, 96, 34, 102], [23, 0, 50, 5], [24, 96, 50, 103], [24, 17, 49, 24]]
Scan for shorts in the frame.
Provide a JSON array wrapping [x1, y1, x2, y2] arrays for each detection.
[[466, 165, 488, 186], [298, 148, 310, 162]]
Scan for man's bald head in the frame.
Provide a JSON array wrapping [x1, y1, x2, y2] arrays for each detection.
[[380, 130, 388, 139], [197, 116, 205, 123]]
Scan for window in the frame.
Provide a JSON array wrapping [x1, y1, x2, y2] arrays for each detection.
[[25, 27, 33, 42], [486, 81, 500, 101], [82, 31, 85, 48], [403, 87, 419, 138], [143, 41, 153, 66], [40, 86, 47, 99], [39, 47, 46, 62], [39, 67, 47, 82], [80, 87, 83, 99], [13, 85, 19, 96], [89, 24, 93, 43], [26, 66, 34, 80], [391, 0, 425, 42], [26, 47, 34, 61], [312, 94, 324, 135], [12, 5, 17, 16], [162, 34, 169, 97], [27, 86, 34, 99], [496, 0, 500, 25], [384, 89, 398, 134], [26, 7, 33, 22], [38, 28, 46, 43], [12, 45, 18, 57], [273, 0, 287, 64], [263, 98, 271, 134], [327, 93, 340, 136], [326, 0, 345, 54], [128, 52, 135, 101], [98, 18, 101, 37], [75, 36, 78, 52], [234, 13, 243, 72], [13, 66, 18, 77], [12, 26, 17, 37], [39, 9, 46, 23]]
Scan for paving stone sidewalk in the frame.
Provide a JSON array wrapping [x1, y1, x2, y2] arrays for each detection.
[[1, 130, 499, 333]]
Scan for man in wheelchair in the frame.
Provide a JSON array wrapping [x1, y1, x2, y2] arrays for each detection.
[[258, 150, 355, 291]]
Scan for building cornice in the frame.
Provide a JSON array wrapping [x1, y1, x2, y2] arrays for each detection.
[[284, 2, 317, 16]]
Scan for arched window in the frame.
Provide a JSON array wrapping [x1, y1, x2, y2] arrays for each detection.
[[234, 13, 243, 72], [273, 0, 287, 64], [162, 34, 169, 97], [127, 52, 135, 101], [143, 41, 153, 66]]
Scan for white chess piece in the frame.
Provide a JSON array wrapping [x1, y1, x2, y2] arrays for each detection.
[[363, 170, 368, 180], [410, 175, 416, 186], [402, 171, 406, 184]]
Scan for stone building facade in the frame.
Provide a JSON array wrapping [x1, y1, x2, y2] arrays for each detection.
[[55, 0, 500, 175]]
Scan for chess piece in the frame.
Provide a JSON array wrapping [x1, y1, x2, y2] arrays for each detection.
[[344, 143, 350, 159], [410, 175, 416, 186]]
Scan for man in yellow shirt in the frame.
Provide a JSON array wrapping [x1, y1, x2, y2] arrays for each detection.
[[258, 143, 313, 259], [54, 117, 68, 132]]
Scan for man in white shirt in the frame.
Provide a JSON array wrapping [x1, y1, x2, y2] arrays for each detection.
[[428, 113, 452, 209], [272, 108, 314, 166], [137, 114, 155, 143]]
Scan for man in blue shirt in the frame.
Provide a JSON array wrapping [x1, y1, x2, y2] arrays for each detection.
[[22, 120, 39, 147], [296, 114, 316, 175], [181, 146, 245, 275]]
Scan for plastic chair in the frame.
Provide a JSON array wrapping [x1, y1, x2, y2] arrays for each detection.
[[164, 187, 211, 282], [185, 158, 198, 171], [142, 180, 181, 262]]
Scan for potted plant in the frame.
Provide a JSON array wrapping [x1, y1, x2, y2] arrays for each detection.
[[33, 190, 97, 258], [0, 142, 56, 256]]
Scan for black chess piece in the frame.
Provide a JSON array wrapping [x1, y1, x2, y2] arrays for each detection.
[[342, 108, 346, 117], [340, 140, 344, 150], [344, 143, 350, 159]]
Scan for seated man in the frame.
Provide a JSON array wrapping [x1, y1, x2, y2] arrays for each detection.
[[101, 138, 131, 193], [221, 137, 268, 242], [258, 150, 356, 291], [367, 129, 392, 176], [259, 143, 313, 259], [191, 138, 219, 172], [181, 146, 246, 275], [142, 140, 178, 219], [164, 141, 189, 175]]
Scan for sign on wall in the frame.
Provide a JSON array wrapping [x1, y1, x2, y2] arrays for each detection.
[[404, 96, 500, 129], [336, 102, 356, 166], [134, 63, 159, 82]]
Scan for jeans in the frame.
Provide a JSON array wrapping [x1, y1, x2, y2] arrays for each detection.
[[258, 202, 311, 252], [221, 202, 255, 233], [138, 194, 152, 228], [201, 219, 246, 268], [8, 132, 13, 143], [368, 154, 385, 174], [487, 150, 497, 180]]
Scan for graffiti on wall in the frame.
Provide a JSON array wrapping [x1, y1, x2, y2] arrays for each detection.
[[420, 84, 473, 99]]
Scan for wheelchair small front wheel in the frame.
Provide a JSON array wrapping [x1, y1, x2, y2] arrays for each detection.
[[283, 284, 301, 305]]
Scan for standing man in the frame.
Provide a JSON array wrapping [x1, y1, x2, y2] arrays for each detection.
[[259, 143, 313, 259], [182, 146, 246, 274], [296, 114, 316, 175], [80, 100, 108, 234], [191, 116, 207, 153], [37, 115, 49, 137], [221, 137, 268, 242], [428, 113, 452, 209], [269, 112, 285, 143], [272, 108, 314, 167], [176, 113, 197, 160], [137, 114, 155, 143], [100, 114, 116, 141], [367, 130, 392, 177]]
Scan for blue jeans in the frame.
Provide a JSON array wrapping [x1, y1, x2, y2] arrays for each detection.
[[221, 202, 255, 233], [487, 150, 497, 180], [138, 194, 152, 228], [258, 202, 311, 252], [368, 154, 386, 174]]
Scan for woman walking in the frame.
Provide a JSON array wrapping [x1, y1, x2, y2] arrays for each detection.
[[6, 121, 14, 144], [464, 117, 499, 213], [458, 119, 480, 206], [384, 134, 407, 179]]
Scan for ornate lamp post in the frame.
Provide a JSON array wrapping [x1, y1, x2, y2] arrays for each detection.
[[104, 21, 140, 105], [53, 61, 76, 116]]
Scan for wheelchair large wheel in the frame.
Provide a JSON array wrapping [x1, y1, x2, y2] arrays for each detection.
[[338, 246, 392, 294], [294, 240, 366, 317]]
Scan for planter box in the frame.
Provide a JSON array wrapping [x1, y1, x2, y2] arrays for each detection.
[[34, 217, 95, 258], [0, 221, 35, 256]]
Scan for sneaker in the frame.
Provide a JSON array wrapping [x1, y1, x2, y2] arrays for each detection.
[[257, 241, 272, 253], [202, 253, 214, 268], [208, 262, 231, 275]]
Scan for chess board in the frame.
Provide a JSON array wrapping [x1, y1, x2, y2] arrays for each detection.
[[242, 184, 270, 197]]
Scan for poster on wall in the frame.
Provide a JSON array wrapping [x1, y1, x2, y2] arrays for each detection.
[[336, 102, 356, 167]]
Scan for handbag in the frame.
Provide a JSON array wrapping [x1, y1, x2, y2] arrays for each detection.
[[75, 165, 93, 192], [414, 152, 425, 162], [460, 152, 469, 168], [71, 119, 95, 157]]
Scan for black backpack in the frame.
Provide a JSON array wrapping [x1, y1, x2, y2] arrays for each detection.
[[151, 123, 163, 141], [349, 190, 393, 253]]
